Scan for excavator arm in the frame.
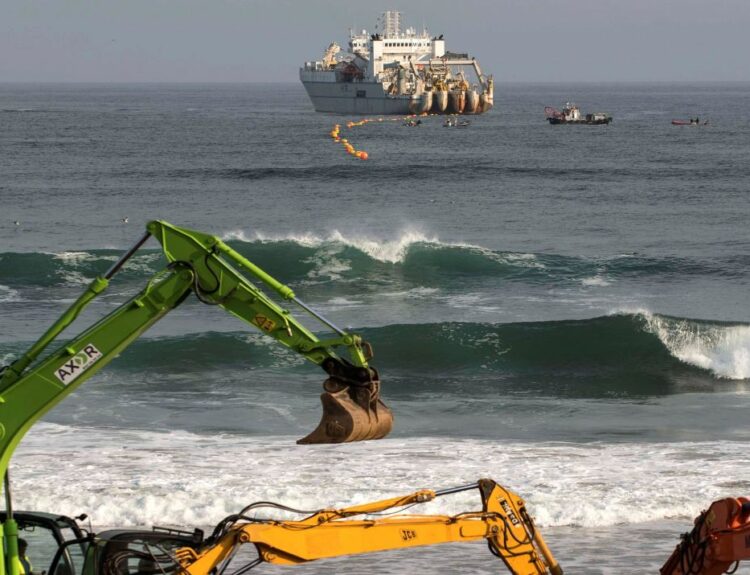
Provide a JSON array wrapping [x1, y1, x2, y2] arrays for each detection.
[[173, 478, 562, 575], [0, 220, 392, 468], [0, 221, 392, 575], [660, 497, 750, 575]]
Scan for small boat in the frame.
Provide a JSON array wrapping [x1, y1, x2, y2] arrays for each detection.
[[672, 118, 708, 126], [443, 117, 470, 128], [545, 103, 611, 125]]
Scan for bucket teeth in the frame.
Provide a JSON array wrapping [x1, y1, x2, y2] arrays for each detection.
[[298, 377, 393, 444]]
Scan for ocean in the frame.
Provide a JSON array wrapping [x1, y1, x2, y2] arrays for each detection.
[[1, 82, 749, 574]]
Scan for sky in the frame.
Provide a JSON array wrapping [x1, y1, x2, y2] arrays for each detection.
[[2, 0, 750, 83]]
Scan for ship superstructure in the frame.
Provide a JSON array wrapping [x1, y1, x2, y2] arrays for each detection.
[[300, 11, 493, 115]]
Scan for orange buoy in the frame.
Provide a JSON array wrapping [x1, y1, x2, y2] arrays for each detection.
[[359, 151, 368, 160]]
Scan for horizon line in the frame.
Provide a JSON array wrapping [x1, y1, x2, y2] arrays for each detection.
[[2, 79, 750, 85]]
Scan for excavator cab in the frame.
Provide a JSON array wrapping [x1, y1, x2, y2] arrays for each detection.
[[0, 511, 87, 575], [87, 528, 203, 575], [0, 511, 203, 575]]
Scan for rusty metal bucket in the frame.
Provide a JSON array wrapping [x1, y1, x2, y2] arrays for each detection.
[[297, 376, 393, 444]]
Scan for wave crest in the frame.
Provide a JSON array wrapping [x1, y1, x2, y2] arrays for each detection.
[[4, 314, 746, 390], [643, 312, 750, 380], [0, 238, 743, 291], [223, 228, 454, 264]]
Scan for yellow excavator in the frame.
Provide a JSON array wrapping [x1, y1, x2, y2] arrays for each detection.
[[0, 222, 560, 575], [0, 479, 561, 575]]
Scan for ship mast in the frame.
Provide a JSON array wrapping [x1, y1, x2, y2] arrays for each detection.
[[383, 10, 401, 38]]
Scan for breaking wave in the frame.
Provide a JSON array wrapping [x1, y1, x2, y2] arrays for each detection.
[[643, 312, 750, 380], [0, 235, 743, 290], [3, 313, 746, 385]]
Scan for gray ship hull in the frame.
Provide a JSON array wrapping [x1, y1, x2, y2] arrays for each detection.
[[301, 80, 415, 115]]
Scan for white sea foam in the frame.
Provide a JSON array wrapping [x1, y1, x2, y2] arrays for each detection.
[[382, 287, 440, 299], [303, 243, 352, 280], [442, 293, 500, 314], [495, 251, 546, 269], [50, 251, 100, 285], [52, 250, 99, 263], [118, 252, 162, 274], [11, 423, 745, 530], [222, 229, 547, 276], [221, 229, 499, 264], [581, 275, 612, 287], [0, 284, 21, 303], [609, 309, 750, 381], [51, 250, 159, 269], [56, 269, 91, 286], [323, 297, 364, 309], [47, 250, 159, 286], [222, 229, 323, 247], [643, 313, 750, 380], [308, 258, 352, 280]]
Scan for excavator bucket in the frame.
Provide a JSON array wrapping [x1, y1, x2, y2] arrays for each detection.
[[298, 377, 393, 444]]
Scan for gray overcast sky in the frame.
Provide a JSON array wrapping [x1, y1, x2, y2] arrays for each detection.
[[2, 0, 749, 82]]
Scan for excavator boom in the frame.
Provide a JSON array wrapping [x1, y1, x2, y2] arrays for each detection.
[[0, 221, 393, 472], [660, 497, 750, 575], [172, 478, 561, 575]]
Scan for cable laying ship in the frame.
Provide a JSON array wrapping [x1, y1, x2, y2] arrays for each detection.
[[300, 11, 493, 115]]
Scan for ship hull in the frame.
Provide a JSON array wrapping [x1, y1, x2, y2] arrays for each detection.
[[547, 117, 611, 125], [301, 80, 417, 115]]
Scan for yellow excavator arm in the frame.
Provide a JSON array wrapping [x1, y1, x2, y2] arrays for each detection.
[[175, 479, 562, 575]]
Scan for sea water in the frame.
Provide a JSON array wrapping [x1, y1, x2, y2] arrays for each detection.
[[1, 83, 749, 574]]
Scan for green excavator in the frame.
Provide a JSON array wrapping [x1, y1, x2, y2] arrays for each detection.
[[0, 221, 568, 575], [0, 221, 393, 575]]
